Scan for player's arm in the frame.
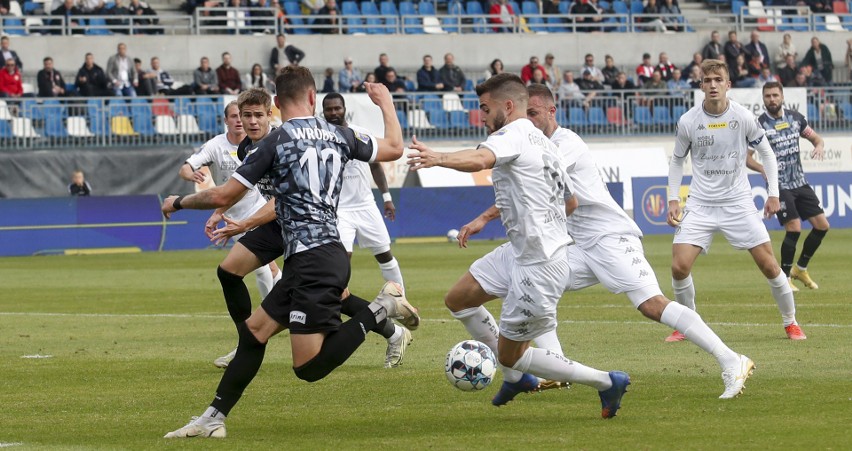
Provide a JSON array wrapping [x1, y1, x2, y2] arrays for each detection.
[[802, 126, 825, 160], [407, 135, 496, 172], [751, 134, 781, 218], [667, 121, 690, 227], [210, 198, 277, 245], [457, 205, 500, 248], [745, 149, 767, 180], [161, 178, 249, 219], [178, 162, 208, 184], [369, 162, 396, 221], [364, 82, 404, 162]]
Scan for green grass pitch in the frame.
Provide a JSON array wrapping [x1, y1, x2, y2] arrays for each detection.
[[1, 230, 850, 449]]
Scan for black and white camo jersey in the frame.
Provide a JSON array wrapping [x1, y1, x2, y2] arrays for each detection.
[[234, 116, 378, 260], [237, 131, 277, 200], [757, 109, 813, 190]]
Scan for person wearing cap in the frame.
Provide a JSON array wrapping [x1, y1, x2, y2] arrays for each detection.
[[635, 52, 655, 85], [338, 57, 363, 92], [576, 68, 604, 107], [543, 53, 561, 88]]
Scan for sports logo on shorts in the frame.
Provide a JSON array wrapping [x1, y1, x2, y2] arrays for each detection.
[[641, 185, 668, 226], [729, 120, 739, 129], [290, 310, 307, 324]]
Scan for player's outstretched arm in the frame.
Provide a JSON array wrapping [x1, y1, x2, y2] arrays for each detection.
[[369, 163, 396, 221], [804, 128, 825, 160], [178, 163, 207, 184], [364, 82, 404, 161], [210, 199, 277, 245], [458, 205, 500, 248], [161, 178, 248, 219], [407, 135, 495, 173]]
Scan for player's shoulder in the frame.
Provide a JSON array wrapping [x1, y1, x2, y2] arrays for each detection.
[[727, 100, 754, 118], [786, 108, 806, 122]]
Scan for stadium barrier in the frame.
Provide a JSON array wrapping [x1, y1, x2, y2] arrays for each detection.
[[2, 87, 851, 149]]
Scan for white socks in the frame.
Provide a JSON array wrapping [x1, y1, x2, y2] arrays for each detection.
[[533, 329, 564, 355], [254, 264, 274, 298], [768, 272, 797, 326], [451, 306, 523, 383], [660, 302, 740, 369], [387, 324, 404, 343], [672, 274, 697, 311], [511, 347, 612, 391], [202, 406, 226, 422], [379, 258, 404, 292]]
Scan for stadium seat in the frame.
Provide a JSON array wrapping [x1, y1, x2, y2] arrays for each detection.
[[87, 99, 110, 135], [465, 1, 492, 33], [633, 105, 653, 126], [85, 17, 113, 35], [380, 1, 399, 33], [21, 98, 41, 120], [807, 103, 819, 122], [360, 1, 387, 34], [341, 1, 366, 34], [66, 116, 95, 138], [12, 117, 40, 137], [283, 1, 312, 34], [111, 116, 137, 136], [567, 107, 588, 127], [606, 106, 629, 126], [0, 120, 12, 138], [556, 106, 567, 125], [407, 109, 435, 128], [195, 99, 221, 135], [588, 107, 608, 126], [426, 107, 450, 129], [155, 115, 179, 135], [731, 0, 745, 16], [443, 1, 465, 33], [672, 105, 687, 119], [400, 1, 424, 34], [442, 93, 465, 111], [151, 98, 174, 116], [177, 114, 203, 134], [839, 102, 852, 120], [652, 106, 674, 125], [173, 97, 194, 115], [108, 98, 130, 117], [468, 109, 483, 127], [23, 1, 40, 13], [396, 109, 408, 129], [449, 110, 468, 128], [0, 100, 12, 120], [522, 1, 547, 33], [2, 18, 27, 36], [130, 99, 156, 136]]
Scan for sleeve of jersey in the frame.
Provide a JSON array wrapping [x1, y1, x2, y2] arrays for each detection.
[[185, 145, 213, 171], [562, 172, 576, 202], [345, 127, 379, 163], [668, 120, 690, 202], [753, 134, 780, 198], [477, 131, 518, 167], [795, 112, 814, 138], [233, 144, 275, 189]]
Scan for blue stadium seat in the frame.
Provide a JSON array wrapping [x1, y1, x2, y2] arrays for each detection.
[[449, 110, 468, 128], [23, 1, 40, 13], [652, 106, 674, 125], [522, 1, 546, 32], [2, 18, 27, 36], [588, 107, 607, 126], [426, 108, 450, 128], [443, 1, 465, 33], [173, 97, 194, 115], [633, 105, 653, 126], [380, 1, 399, 32], [730, 0, 745, 16], [45, 115, 69, 138], [630, 0, 644, 15], [547, 16, 567, 33], [85, 17, 113, 35], [0, 120, 12, 138], [839, 102, 852, 121], [360, 1, 387, 34], [462, 93, 479, 110], [418, 0, 436, 14], [807, 103, 819, 122], [87, 99, 110, 135], [567, 107, 588, 127], [555, 106, 567, 125], [403, 79, 416, 91], [558, 0, 570, 13], [21, 99, 41, 120], [130, 98, 156, 136], [42, 99, 67, 119], [195, 98, 220, 135], [672, 105, 687, 119], [341, 1, 366, 34], [108, 98, 130, 117], [396, 109, 408, 129], [399, 1, 424, 34], [283, 1, 312, 34], [611, 0, 629, 32], [465, 1, 492, 33]]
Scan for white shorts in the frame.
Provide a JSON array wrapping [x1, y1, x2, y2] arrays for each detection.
[[337, 207, 391, 254], [500, 253, 569, 342], [673, 203, 770, 253]]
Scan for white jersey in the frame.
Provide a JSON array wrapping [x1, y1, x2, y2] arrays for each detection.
[[185, 133, 266, 221], [551, 127, 642, 248], [338, 124, 378, 212], [672, 100, 766, 206], [479, 118, 572, 265]]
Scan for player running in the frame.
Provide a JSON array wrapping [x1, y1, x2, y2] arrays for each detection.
[[409, 73, 630, 419], [667, 60, 805, 341], [746, 82, 828, 294]]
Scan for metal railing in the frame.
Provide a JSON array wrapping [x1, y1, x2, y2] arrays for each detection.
[[1, 88, 850, 150], [0, 13, 194, 35], [194, 7, 280, 34]]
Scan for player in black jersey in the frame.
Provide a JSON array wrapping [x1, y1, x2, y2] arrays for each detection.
[[161, 67, 418, 438], [747, 82, 828, 296]]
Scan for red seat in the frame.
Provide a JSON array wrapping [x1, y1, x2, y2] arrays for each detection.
[[606, 106, 629, 126], [152, 98, 174, 116], [833, 0, 848, 12], [468, 109, 483, 127]]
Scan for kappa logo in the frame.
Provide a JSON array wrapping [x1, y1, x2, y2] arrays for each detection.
[[521, 309, 534, 318], [729, 120, 739, 129], [697, 124, 706, 130], [631, 257, 643, 266], [520, 277, 533, 287], [619, 236, 629, 243], [519, 293, 534, 304], [290, 310, 307, 324], [639, 270, 649, 277], [624, 246, 636, 254]]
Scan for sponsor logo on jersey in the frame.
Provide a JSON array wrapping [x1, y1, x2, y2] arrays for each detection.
[[492, 128, 508, 136], [696, 135, 714, 147], [290, 310, 307, 324], [354, 131, 371, 144], [708, 122, 727, 129], [728, 120, 739, 129], [774, 122, 790, 130]]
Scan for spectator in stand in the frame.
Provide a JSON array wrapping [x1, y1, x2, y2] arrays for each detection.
[[642, 69, 666, 90], [601, 54, 619, 86], [302, 0, 323, 14], [79, 0, 106, 15], [789, 71, 808, 88], [383, 69, 408, 110], [543, 53, 560, 89], [439, 52, 466, 92], [106, 0, 131, 34], [640, 0, 667, 32], [128, 0, 163, 34], [581, 53, 604, 84], [683, 52, 702, 78], [801, 37, 833, 85], [779, 55, 798, 87], [37, 57, 66, 98], [687, 65, 701, 88], [0, 37, 22, 71], [542, 0, 563, 17], [0, 58, 23, 98], [216, 52, 242, 94], [656, 52, 676, 81], [724, 30, 743, 71], [805, 0, 832, 13], [528, 68, 552, 89], [106, 42, 138, 97], [69, 170, 92, 197], [744, 31, 769, 67], [520, 56, 545, 84], [244, 63, 275, 92], [846, 39, 852, 82], [193, 56, 220, 94], [576, 68, 603, 105], [756, 67, 777, 88], [250, 0, 277, 34], [416, 54, 444, 92], [657, 0, 682, 32], [666, 68, 690, 93], [570, 0, 602, 32], [338, 57, 362, 93], [746, 52, 765, 79], [314, 0, 340, 34], [355, 72, 376, 93], [610, 71, 638, 100], [0, 0, 10, 15], [76, 53, 111, 96], [483, 58, 504, 81], [775, 33, 797, 70], [731, 54, 755, 87], [635, 52, 655, 85], [374, 53, 393, 85], [489, 0, 518, 33], [702, 30, 723, 62], [269, 34, 305, 75], [321, 67, 335, 93], [134, 58, 158, 96], [556, 70, 585, 106], [52, 0, 84, 35], [151, 57, 192, 95], [800, 64, 826, 87]]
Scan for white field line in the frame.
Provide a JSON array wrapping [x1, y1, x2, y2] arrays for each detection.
[[0, 311, 850, 328], [0, 444, 23, 448]]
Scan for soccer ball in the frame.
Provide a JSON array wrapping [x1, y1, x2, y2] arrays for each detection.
[[446, 229, 460, 242], [445, 340, 497, 391]]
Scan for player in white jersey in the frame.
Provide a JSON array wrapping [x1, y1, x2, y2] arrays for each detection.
[[408, 73, 630, 419], [178, 101, 282, 367], [667, 59, 804, 342], [446, 84, 753, 400]]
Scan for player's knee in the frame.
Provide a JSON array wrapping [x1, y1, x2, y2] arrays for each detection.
[[671, 264, 690, 281], [637, 296, 667, 321], [444, 291, 464, 312], [292, 359, 328, 383], [498, 353, 520, 368], [217, 265, 245, 283]]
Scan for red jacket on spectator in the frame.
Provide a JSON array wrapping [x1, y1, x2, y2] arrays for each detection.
[[488, 2, 515, 31], [521, 64, 549, 84], [216, 65, 242, 93], [0, 66, 23, 96]]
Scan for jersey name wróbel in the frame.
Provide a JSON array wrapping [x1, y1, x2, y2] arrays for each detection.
[[758, 109, 811, 190]]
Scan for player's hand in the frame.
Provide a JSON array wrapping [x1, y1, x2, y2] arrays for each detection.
[[162, 195, 178, 219], [210, 215, 247, 246], [764, 196, 780, 219], [407, 135, 442, 171], [458, 216, 487, 248], [666, 200, 682, 227], [191, 170, 207, 184], [811, 145, 825, 161], [383, 201, 396, 221], [204, 212, 224, 239], [364, 82, 392, 108]]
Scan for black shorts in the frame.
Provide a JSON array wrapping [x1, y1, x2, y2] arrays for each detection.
[[238, 220, 284, 265], [777, 184, 824, 226], [260, 242, 350, 334]]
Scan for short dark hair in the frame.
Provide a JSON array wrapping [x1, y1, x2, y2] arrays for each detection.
[[237, 87, 272, 112], [475, 73, 528, 104], [762, 81, 783, 94], [223, 100, 239, 118], [527, 84, 555, 105], [43, 57, 52, 63], [133, 58, 142, 64], [274, 65, 316, 104], [222, 52, 230, 59], [323, 92, 345, 107]]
